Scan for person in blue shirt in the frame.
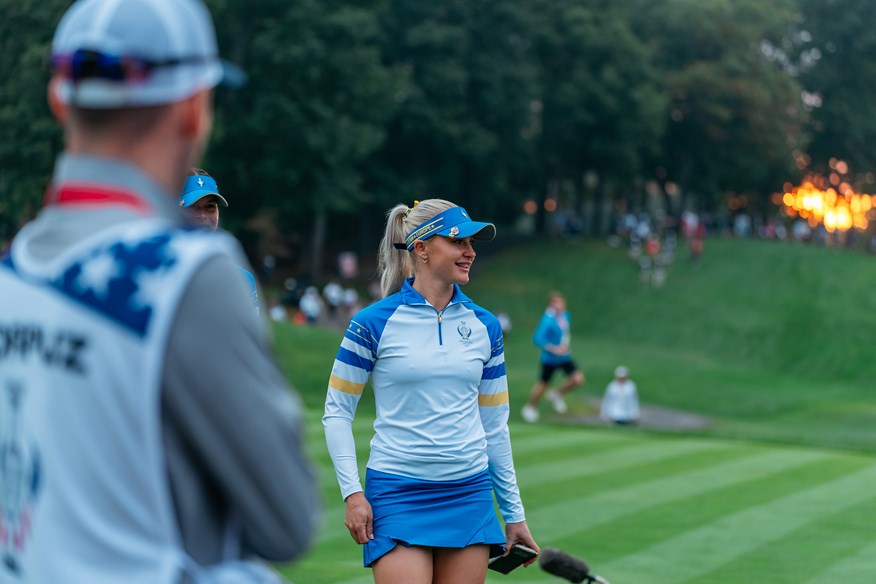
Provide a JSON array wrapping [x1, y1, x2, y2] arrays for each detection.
[[323, 199, 539, 583], [521, 291, 585, 422], [179, 168, 260, 313]]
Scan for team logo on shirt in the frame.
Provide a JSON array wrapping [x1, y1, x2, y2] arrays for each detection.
[[457, 321, 472, 346], [0, 380, 41, 576]]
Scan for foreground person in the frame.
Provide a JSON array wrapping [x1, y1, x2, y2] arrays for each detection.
[[0, 1, 318, 581]]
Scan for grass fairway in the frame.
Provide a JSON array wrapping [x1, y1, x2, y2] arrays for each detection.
[[273, 237, 876, 583]]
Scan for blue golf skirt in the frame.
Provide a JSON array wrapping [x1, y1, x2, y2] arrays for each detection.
[[362, 468, 506, 567]]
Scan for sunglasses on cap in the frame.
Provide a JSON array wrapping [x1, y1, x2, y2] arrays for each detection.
[[50, 49, 215, 83]]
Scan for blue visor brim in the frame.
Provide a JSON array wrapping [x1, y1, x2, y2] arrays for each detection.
[[179, 190, 228, 208], [434, 221, 496, 241], [403, 207, 496, 250], [219, 60, 247, 89]]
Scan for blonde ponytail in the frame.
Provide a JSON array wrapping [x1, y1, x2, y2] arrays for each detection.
[[378, 205, 413, 298], [377, 199, 456, 297]]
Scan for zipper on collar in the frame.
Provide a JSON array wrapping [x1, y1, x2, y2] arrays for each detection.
[[437, 310, 443, 346]]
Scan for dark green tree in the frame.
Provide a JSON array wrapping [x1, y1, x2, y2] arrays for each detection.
[[796, 0, 876, 180], [630, 0, 807, 217], [370, 2, 480, 208], [372, 0, 663, 237], [0, 0, 66, 242], [454, 0, 542, 224], [207, 0, 403, 277], [368, 0, 541, 227], [528, 0, 665, 233]]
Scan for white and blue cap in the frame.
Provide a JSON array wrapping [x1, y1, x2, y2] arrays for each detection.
[[50, 0, 245, 109], [396, 207, 496, 251], [179, 174, 228, 208]]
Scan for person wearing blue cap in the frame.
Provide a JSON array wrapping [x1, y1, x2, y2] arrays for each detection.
[[0, 1, 317, 583], [323, 199, 539, 583], [179, 169, 229, 231], [180, 168, 260, 312]]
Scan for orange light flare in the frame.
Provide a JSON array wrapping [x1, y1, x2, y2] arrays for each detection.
[[776, 176, 875, 233]]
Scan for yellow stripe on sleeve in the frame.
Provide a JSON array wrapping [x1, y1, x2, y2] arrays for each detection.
[[329, 374, 366, 396], [478, 391, 509, 407]]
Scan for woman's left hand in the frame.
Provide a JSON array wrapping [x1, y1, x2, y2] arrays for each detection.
[[504, 521, 540, 567]]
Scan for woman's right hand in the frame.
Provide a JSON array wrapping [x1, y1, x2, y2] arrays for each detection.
[[344, 491, 374, 544]]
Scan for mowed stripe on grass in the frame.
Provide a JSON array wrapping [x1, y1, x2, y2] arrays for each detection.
[[802, 537, 876, 584], [312, 426, 719, 545], [690, 495, 876, 583], [480, 434, 876, 584], [596, 463, 876, 583], [287, 422, 876, 584], [522, 447, 832, 542]]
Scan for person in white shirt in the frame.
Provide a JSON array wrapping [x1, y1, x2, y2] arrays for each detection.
[[323, 279, 345, 320], [600, 366, 640, 425], [323, 199, 538, 583], [299, 286, 324, 324]]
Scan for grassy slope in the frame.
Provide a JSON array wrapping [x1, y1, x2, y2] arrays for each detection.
[[469, 237, 876, 452], [272, 237, 876, 583]]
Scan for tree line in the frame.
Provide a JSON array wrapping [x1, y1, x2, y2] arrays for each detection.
[[2, 0, 874, 275]]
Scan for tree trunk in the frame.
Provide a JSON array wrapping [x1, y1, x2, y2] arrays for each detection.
[[310, 206, 327, 280]]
